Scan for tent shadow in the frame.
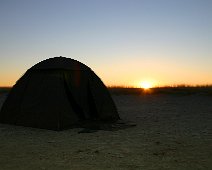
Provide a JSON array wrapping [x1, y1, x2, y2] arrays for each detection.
[[78, 120, 136, 133]]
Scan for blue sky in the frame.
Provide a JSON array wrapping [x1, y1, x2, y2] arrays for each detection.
[[0, 0, 211, 87]]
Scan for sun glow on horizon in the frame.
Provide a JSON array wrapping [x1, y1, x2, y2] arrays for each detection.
[[139, 81, 154, 89]]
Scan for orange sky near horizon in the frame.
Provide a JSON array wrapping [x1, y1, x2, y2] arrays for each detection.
[[0, 56, 212, 88]]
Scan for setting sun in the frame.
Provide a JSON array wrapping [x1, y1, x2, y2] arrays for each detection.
[[140, 81, 153, 89]]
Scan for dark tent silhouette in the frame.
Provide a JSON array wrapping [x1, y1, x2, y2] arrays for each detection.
[[0, 57, 120, 130]]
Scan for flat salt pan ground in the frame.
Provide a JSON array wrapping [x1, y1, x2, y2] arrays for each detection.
[[0, 93, 211, 170]]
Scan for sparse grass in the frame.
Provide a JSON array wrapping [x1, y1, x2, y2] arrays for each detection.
[[108, 85, 212, 96]]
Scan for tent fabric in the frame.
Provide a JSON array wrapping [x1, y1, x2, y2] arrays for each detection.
[[0, 57, 119, 130], [31, 57, 89, 70]]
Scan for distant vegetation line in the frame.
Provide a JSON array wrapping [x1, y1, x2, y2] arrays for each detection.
[[108, 85, 212, 96], [0, 85, 212, 95], [0, 87, 11, 94], [107, 84, 212, 88]]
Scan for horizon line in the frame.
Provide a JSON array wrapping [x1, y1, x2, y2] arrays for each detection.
[[1, 84, 212, 89]]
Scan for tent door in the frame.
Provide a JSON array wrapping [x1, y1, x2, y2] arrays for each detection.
[[63, 74, 85, 120]]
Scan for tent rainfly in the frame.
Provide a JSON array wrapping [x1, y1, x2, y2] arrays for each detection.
[[0, 57, 120, 130]]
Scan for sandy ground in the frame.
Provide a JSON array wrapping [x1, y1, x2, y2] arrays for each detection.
[[0, 93, 211, 170]]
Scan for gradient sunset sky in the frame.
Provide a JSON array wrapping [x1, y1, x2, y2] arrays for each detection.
[[0, 0, 211, 87]]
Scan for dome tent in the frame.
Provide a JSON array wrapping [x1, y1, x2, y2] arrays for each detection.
[[0, 57, 120, 130]]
